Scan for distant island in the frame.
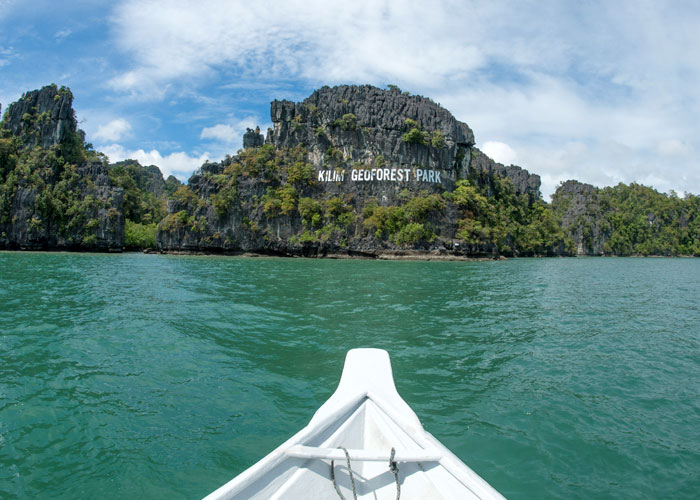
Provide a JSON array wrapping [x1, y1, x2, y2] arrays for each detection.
[[1, 84, 698, 257]]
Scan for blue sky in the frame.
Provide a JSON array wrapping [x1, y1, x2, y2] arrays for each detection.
[[1, 0, 699, 198]]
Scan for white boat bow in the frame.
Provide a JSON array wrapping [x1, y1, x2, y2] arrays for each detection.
[[203, 348, 506, 499]]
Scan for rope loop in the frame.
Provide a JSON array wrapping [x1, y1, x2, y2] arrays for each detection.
[[331, 447, 358, 500]]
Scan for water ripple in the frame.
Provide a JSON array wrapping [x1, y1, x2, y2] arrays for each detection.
[[1, 253, 699, 499]]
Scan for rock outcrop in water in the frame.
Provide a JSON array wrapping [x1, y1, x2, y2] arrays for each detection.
[[551, 179, 700, 256], [157, 85, 554, 258], [0, 85, 124, 251]]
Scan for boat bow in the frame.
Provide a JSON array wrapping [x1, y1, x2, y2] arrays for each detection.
[[203, 348, 506, 499]]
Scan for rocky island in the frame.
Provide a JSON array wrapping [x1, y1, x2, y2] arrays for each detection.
[[157, 85, 553, 258], [0, 85, 124, 251], [1, 84, 699, 257]]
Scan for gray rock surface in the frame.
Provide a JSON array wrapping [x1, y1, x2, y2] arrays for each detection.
[[0, 162, 124, 251], [265, 85, 539, 197], [1, 85, 79, 149], [469, 147, 541, 200], [551, 180, 607, 255], [269, 85, 473, 168], [111, 159, 170, 197], [243, 127, 264, 149], [0, 85, 125, 251]]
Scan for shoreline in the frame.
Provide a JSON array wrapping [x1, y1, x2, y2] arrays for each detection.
[[150, 248, 506, 261], [4, 248, 697, 260]]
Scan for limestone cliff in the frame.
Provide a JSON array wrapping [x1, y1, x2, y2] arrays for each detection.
[[550, 179, 700, 256], [157, 85, 552, 258], [0, 85, 124, 251], [2, 85, 80, 149], [265, 85, 539, 198], [551, 180, 608, 255]]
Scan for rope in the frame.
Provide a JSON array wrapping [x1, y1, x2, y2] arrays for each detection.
[[330, 447, 401, 500], [389, 447, 401, 500], [331, 447, 357, 500]]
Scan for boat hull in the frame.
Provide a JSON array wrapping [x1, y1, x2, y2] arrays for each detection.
[[204, 349, 506, 499]]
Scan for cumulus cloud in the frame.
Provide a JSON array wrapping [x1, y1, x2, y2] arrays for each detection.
[[99, 143, 210, 181], [93, 118, 132, 142], [200, 124, 236, 143], [200, 116, 260, 146]]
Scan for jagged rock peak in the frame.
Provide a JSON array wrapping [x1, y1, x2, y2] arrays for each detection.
[[0, 84, 79, 149], [272, 84, 473, 145], [470, 147, 541, 199], [554, 179, 597, 196], [264, 84, 476, 175], [243, 127, 264, 149]]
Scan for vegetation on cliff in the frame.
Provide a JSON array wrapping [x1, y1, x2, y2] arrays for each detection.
[[0, 86, 123, 250], [0, 85, 179, 251], [154, 84, 699, 258], [553, 181, 700, 256], [450, 171, 573, 256], [107, 160, 181, 249], [156, 141, 571, 257]]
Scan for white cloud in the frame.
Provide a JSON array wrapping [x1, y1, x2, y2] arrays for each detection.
[[0, 0, 15, 19], [99, 144, 210, 181], [93, 118, 132, 142], [201, 124, 236, 143], [512, 138, 700, 200], [0, 46, 14, 68], [109, 0, 485, 95], [481, 141, 517, 166], [200, 116, 259, 145]]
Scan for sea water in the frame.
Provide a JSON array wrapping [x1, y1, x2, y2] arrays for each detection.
[[1, 252, 698, 499]]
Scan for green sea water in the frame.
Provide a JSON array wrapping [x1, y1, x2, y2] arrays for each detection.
[[1, 252, 698, 499]]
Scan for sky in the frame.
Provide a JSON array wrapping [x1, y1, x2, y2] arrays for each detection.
[[1, 0, 699, 199]]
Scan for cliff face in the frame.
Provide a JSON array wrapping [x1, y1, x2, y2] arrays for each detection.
[[0, 163, 124, 251], [551, 180, 608, 255], [157, 85, 548, 257], [0, 85, 124, 251], [2, 85, 80, 149], [268, 85, 473, 174], [4, 84, 693, 257], [551, 180, 700, 256], [265, 85, 539, 198], [109, 159, 182, 200]]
